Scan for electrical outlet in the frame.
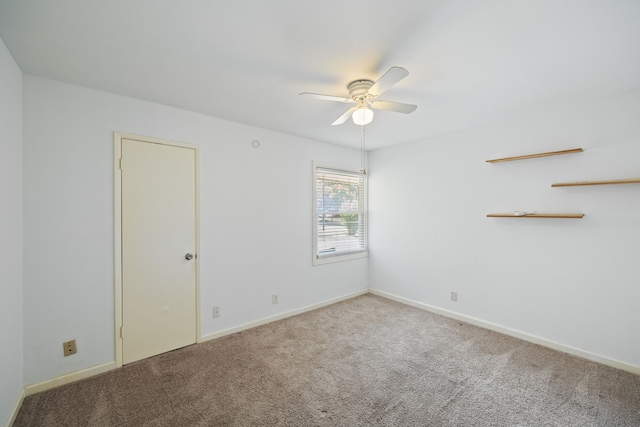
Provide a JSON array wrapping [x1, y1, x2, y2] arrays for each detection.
[[451, 292, 458, 302], [272, 294, 279, 305], [213, 306, 220, 318], [63, 339, 77, 356]]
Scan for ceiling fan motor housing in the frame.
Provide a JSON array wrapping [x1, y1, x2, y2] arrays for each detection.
[[348, 80, 374, 101]]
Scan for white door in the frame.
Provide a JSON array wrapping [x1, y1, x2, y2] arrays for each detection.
[[121, 138, 197, 364]]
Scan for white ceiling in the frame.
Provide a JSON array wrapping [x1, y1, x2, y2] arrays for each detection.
[[1, 0, 639, 150]]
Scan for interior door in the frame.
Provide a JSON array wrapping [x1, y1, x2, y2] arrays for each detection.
[[121, 138, 197, 364]]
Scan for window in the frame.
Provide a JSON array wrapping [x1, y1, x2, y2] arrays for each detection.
[[313, 163, 367, 265]]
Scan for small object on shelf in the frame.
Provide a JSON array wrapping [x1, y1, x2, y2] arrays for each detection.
[[487, 213, 584, 219], [551, 178, 640, 187], [486, 148, 583, 163], [513, 211, 527, 216]]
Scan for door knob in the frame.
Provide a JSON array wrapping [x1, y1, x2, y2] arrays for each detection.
[[185, 253, 194, 260]]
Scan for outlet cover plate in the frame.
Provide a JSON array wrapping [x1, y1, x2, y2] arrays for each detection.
[[63, 339, 77, 356]]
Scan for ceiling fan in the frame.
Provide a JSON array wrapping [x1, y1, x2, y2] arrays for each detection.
[[299, 66, 417, 126]]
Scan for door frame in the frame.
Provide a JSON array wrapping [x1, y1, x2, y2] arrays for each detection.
[[113, 131, 201, 367]]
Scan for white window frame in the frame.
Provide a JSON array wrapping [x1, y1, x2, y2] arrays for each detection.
[[312, 161, 368, 265]]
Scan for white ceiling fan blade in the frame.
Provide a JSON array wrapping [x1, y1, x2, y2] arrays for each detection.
[[371, 100, 417, 114], [299, 92, 353, 103], [367, 66, 410, 97], [332, 106, 359, 125]]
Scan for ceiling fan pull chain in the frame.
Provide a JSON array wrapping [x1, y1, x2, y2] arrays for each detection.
[[360, 125, 366, 175]]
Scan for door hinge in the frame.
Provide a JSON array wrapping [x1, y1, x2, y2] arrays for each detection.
[[119, 158, 124, 170], [120, 326, 124, 338]]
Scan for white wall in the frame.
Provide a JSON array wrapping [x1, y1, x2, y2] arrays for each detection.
[[23, 75, 367, 385], [369, 91, 640, 369], [0, 37, 23, 425]]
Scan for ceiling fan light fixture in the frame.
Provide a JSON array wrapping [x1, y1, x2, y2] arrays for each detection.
[[352, 107, 373, 125], [300, 66, 415, 126]]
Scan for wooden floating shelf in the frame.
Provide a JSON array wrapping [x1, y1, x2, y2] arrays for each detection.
[[487, 213, 585, 219], [552, 178, 640, 187], [486, 148, 583, 163]]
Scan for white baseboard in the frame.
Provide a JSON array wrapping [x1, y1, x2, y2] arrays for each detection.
[[23, 361, 117, 397], [369, 288, 640, 376], [5, 387, 25, 427], [201, 289, 369, 343]]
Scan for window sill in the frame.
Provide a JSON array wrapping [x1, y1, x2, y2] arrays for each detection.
[[313, 251, 368, 266]]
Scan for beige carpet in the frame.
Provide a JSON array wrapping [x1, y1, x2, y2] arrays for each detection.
[[14, 294, 640, 426]]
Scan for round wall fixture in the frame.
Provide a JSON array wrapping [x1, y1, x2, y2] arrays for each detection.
[[251, 139, 260, 148]]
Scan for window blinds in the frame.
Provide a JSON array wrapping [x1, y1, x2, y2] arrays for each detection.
[[315, 167, 366, 259]]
